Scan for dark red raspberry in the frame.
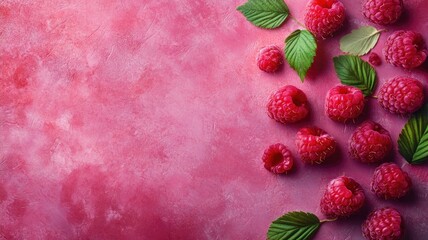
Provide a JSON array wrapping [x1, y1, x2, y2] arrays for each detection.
[[262, 143, 294, 174], [368, 52, 381, 66], [362, 207, 403, 240], [320, 176, 365, 218], [267, 85, 309, 124], [383, 30, 428, 69], [304, 0, 346, 39], [378, 76, 424, 115], [296, 127, 336, 164], [256, 45, 284, 73], [363, 0, 403, 25], [349, 121, 392, 164], [325, 85, 365, 122], [371, 163, 412, 199]]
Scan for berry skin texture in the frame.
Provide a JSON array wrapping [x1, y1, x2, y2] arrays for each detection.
[[383, 30, 428, 69], [325, 85, 365, 122], [296, 127, 336, 164], [304, 0, 346, 39], [371, 163, 412, 199], [267, 85, 309, 124], [368, 52, 382, 66], [256, 45, 284, 73], [262, 143, 294, 174], [320, 176, 365, 218], [378, 76, 424, 115], [349, 121, 392, 164], [362, 0, 403, 25], [362, 207, 403, 240]]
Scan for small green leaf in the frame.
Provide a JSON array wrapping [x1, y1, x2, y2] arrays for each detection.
[[333, 55, 376, 96], [340, 26, 381, 56], [237, 0, 289, 29], [398, 104, 428, 164], [267, 211, 320, 240], [285, 30, 317, 82]]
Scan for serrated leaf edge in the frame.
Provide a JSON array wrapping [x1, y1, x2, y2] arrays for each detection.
[[333, 55, 376, 96], [340, 26, 381, 56], [237, 0, 289, 29], [285, 30, 317, 82]]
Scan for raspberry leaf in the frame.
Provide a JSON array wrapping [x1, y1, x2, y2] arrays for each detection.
[[333, 55, 376, 96], [267, 211, 320, 240], [285, 30, 317, 82], [237, 0, 289, 29], [340, 26, 381, 56], [398, 104, 428, 164]]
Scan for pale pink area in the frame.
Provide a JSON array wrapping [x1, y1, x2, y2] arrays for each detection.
[[1, 0, 428, 239]]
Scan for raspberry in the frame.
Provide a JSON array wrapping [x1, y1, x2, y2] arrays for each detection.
[[320, 176, 365, 218], [368, 52, 381, 66], [349, 121, 392, 164], [304, 0, 346, 39], [256, 45, 284, 73], [362, 0, 403, 25], [371, 163, 412, 199], [325, 85, 365, 122], [362, 207, 403, 240], [267, 85, 309, 124], [383, 30, 428, 69], [378, 76, 424, 115], [262, 143, 294, 174], [296, 127, 336, 164]]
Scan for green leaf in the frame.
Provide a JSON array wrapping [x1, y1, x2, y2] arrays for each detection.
[[333, 55, 376, 96], [236, 0, 289, 29], [398, 104, 428, 164], [285, 30, 317, 82], [267, 211, 320, 240], [340, 26, 381, 56]]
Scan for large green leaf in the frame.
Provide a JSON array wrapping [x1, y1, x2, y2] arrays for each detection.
[[267, 211, 320, 240], [340, 26, 381, 56], [333, 55, 376, 96], [237, 0, 289, 29], [285, 30, 317, 82], [398, 104, 428, 164]]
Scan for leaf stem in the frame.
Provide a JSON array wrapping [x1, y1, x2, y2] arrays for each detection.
[[320, 218, 337, 223], [290, 15, 305, 29]]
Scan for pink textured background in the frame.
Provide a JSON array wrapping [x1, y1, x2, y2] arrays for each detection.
[[1, 0, 428, 239]]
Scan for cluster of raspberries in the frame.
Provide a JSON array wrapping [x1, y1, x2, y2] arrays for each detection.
[[255, 0, 426, 239]]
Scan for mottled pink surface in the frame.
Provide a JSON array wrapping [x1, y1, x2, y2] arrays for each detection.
[[1, 0, 428, 239]]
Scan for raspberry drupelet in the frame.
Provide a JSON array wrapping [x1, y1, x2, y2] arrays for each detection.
[[362, 207, 403, 240], [383, 30, 428, 69], [304, 0, 346, 39], [296, 126, 336, 164], [320, 176, 365, 218], [349, 121, 392, 164], [378, 76, 424, 115], [267, 85, 310, 124], [262, 143, 294, 174]]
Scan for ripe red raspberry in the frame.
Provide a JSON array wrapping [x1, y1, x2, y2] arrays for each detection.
[[320, 176, 365, 218], [296, 127, 336, 164], [362, 0, 403, 25], [304, 0, 346, 39], [362, 207, 403, 240], [383, 30, 428, 69], [256, 45, 284, 73], [368, 52, 381, 66], [349, 121, 392, 164], [262, 143, 294, 174], [325, 85, 365, 122], [378, 76, 424, 115], [267, 85, 309, 124], [371, 163, 412, 199]]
